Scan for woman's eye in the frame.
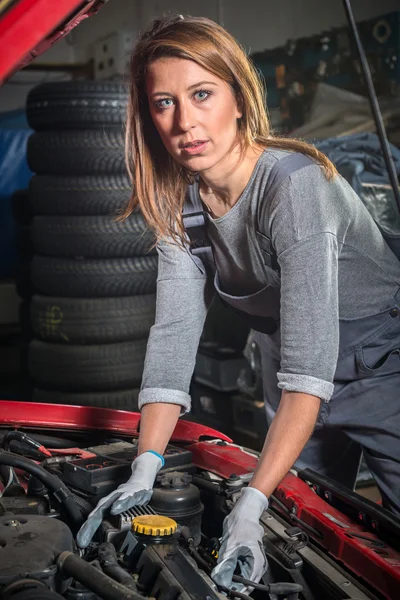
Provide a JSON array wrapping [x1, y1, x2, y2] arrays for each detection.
[[154, 90, 212, 110], [194, 90, 211, 101], [155, 98, 174, 110]]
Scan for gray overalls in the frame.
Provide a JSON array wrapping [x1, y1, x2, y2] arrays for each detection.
[[183, 154, 400, 515]]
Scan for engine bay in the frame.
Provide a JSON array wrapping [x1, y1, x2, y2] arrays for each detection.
[[0, 413, 399, 600]]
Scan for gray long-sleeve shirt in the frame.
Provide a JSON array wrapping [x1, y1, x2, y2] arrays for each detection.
[[139, 149, 400, 414]]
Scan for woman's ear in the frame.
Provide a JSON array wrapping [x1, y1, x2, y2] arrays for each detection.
[[235, 91, 244, 120]]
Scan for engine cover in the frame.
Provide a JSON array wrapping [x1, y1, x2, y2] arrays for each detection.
[[0, 515, 74, 588], [135, 544, 224, 600]]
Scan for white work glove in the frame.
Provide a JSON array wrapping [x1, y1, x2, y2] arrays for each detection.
[[76, 451, 163, 548], [211, 486, 269, 595]]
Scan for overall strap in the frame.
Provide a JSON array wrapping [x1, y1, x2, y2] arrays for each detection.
[[182, 153, 315, 274], [182, 179, 215, 275]]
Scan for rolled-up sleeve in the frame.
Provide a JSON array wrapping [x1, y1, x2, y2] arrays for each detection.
[[268, 165, 343, 401], [277, 233, 339, 401], [139, 239, 213, 415]]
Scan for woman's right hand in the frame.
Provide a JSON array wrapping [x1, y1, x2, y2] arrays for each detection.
[[76, 450, 164, 548]]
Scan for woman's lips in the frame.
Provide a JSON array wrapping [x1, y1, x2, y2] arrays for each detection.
[[181, 141, 208, 155]]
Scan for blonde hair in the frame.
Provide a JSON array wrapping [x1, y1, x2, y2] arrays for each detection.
[[123, 14, 336, 245]]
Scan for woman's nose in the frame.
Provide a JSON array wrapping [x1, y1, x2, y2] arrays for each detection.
[[175, 101, 196, 131]]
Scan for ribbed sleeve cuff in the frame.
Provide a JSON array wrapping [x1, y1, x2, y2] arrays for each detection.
[[138, 388, 191, 415], [277, 372, 334, 402]]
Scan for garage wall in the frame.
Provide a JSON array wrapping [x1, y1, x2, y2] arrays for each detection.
[[223, 0, 400, 52], [1, 0, 398, 112], [71, 0, 400, 62]]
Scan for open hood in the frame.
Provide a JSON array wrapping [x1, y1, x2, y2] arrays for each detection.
[[0, 0, 108, 85]]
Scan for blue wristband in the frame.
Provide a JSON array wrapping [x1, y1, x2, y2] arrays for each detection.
[[146, 450, 165, 467]]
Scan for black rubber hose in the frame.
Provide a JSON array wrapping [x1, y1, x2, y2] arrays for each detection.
[[192, 475, 222, 494], [10, 590, 65, 600], [0, 433, 25, 496], [1, 579, 65, 600], [69, 492, 94, 517], [2, 431, 38, 452], [0, 451, 83, 529], [0, 430, 85, 449], [179, 527, 213, 572], [232, 575, 302, 595], [189, 546, 211, 572], [217, 585, 252, 600], [217, 581, 301, 600], [22, 433, 79, 448], [58, 552, 147, 600], [98, 542, 138, 590]]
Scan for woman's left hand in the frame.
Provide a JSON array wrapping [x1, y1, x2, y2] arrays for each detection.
[[211, 486, 269, 594]]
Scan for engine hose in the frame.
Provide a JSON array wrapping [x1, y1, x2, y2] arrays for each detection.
[[69, 492, 93, 517], [0, 431, 80, 449], [21, 433, 78, 449], [191, 475, 222, 494], [217, 585, 252, 600], [2, 431, 49, 455], [58, 552, 147, 600], [98, 543, 138, 591], [0, 451, 83, 530], [1, 579, 65, 600], [232, 575, 302, 595], [179, 527, 213, 572], [188, 546, 212, 572]]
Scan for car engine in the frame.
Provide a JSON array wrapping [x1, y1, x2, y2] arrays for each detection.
[[0, 428, 396, 600]]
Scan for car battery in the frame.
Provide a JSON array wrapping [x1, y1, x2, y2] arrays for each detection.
[[194, 344, 250, 392], [190, 382, 234, 436], [232, 394, 268, 452], [60, 441, 193, 498]]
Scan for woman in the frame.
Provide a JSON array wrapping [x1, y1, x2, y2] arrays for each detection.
[[77, 14, 400, 593]]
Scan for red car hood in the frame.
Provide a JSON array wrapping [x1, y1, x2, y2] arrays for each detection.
[[0, 0, 107, 85]]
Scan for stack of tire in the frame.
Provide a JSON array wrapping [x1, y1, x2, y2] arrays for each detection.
[[24, 81, 157, 410], [11, 189, 36, 394]]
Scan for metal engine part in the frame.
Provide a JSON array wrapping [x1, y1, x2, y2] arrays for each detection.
[[0, 496, 49, 516], [134, 544, 224, 600], [103, 505, 157, 544], [0, 515, 74, 590]]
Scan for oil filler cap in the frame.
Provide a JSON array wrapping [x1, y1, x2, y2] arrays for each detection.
[[131, 515, 178, 536]]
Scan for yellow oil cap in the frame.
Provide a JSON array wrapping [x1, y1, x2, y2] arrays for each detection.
[[131, 515, 178, 537]]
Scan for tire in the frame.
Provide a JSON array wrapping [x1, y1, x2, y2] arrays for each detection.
[[26, 81, 128, 131], [19, 339, 32, 381], [16, 226, 34, 259], [31, 214, 156, 258], [32, 388, 140, 411], [16, 275, 35, 300], [31, 255, 157, 297], [29, 339, 147, 391], [29, 174, 131, 216], [27, 130, 125, 175], [19, 301, 34, 339], [31, 294, 156, 344], [11, 190, 32, 225]]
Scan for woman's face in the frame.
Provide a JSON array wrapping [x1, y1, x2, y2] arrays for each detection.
[[146, 57, 242, 173]]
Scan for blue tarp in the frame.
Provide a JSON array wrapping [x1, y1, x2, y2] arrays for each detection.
[[0, 110, 32, 279], [315, 133, 400, 196]]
